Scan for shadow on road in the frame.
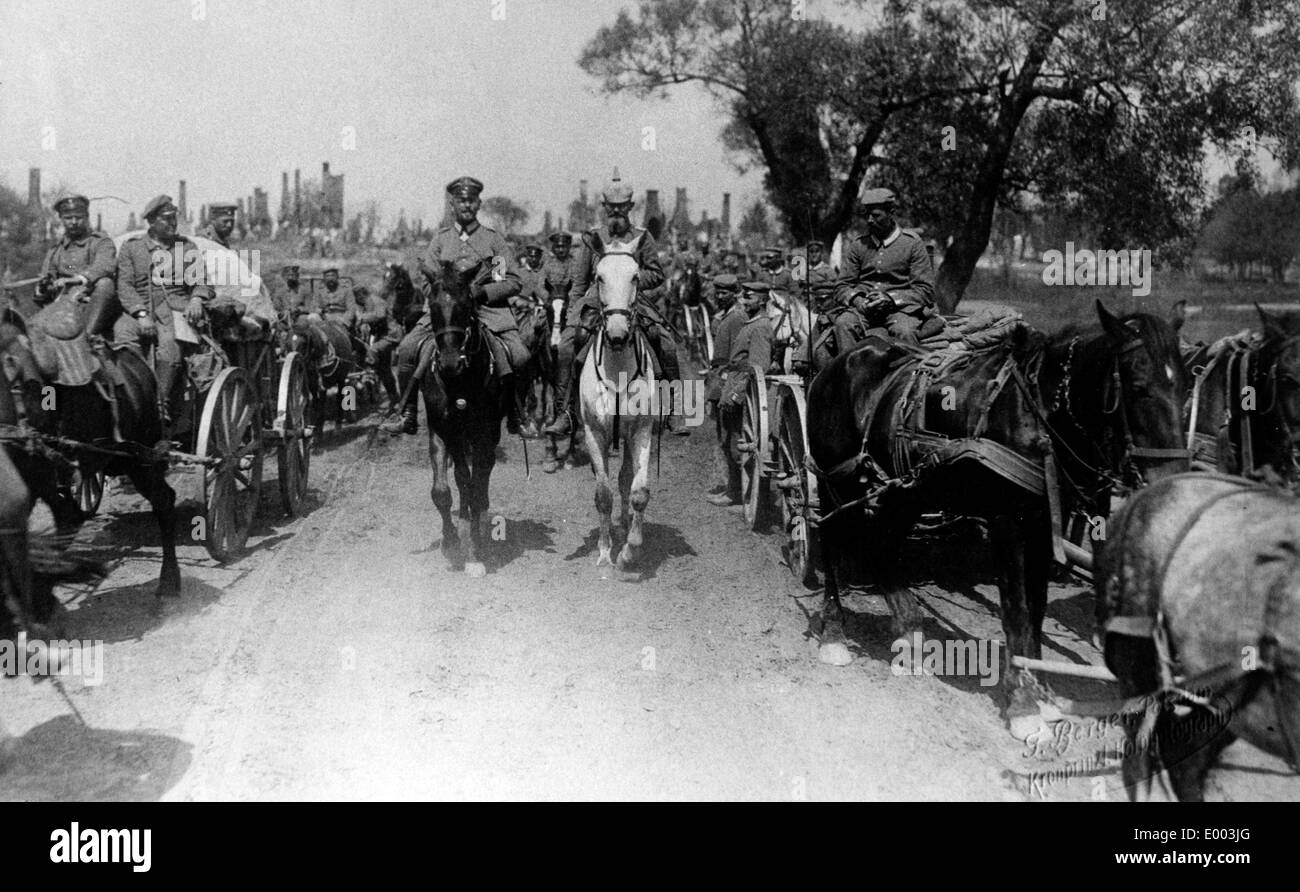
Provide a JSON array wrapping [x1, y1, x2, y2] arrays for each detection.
[[55, 579, 228, 645], [564, 521, 697, 581], [0, 714, 191, 801]]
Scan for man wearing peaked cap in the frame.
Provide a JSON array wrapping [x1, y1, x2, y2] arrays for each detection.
[[804, 239, 836, 288], [515, 242, 548, 311], [310, 267, 356, 329], [384, 174, 529, 436], [117, 192, 213, 435], [197, 202, 238, 248], [707, 279, 775, 507], [272, 264, 310, 324], [757, 245, 794, 296], [833, 184, 934, 351], [36, 193, 132, 343]]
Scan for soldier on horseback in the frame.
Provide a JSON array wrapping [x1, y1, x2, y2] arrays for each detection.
[[116, 194, 213, 436], [541, 169, 683, 438], [353, 284, 401, 406], [36, 195, 136, 345], [384, 176, 530, 436], [831, 187, 935, 351]]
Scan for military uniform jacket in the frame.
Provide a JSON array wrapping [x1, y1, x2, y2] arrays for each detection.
[[758, 266, 796, 295], [806, 261, 836, 289], [194, 224, 231, 248], [417, 222, 522, 333], [312, 285, 355, 319], [117, 233, 213, 317], [517, 263, 548, 306], [731, 313, 774, 370], [568, 225, 665, 306], [543, 255, 578, 302], [39, 231, 117, 299], [834, 227, 934, 314], [274, 282, 311, 320], [711, 305, 746, 368]]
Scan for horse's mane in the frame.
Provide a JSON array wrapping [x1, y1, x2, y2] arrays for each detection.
[[1046, 312, 1180, 372]]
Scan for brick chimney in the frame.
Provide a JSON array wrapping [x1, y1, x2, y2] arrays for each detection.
[[28, 168, 41, 207]]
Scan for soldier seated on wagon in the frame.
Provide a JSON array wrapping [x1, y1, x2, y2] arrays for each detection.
[[831, 187, 937, 352], [35, 194, 136, 345]]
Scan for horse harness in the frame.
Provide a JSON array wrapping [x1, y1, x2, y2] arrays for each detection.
[[1187, 333, 1300, 476], [1102, 474, 1300, 771]]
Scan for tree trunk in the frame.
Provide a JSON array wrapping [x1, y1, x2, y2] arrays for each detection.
[[933, 28, 1058, 314]]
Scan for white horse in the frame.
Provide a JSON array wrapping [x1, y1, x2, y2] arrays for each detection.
[[578, 233, 658, 570], [767, 288, 812, 374]]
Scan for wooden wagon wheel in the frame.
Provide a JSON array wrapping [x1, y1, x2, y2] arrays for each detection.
[[70, 465, 106, 516], [196, 367, 263, 562], [772, 383, 819, 587], [738, 363, 770, 530], [276, 352, 311, 517]]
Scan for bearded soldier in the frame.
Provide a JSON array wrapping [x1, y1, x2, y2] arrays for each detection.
[[384, 176, 527, 435], [35, 195, 135, 343], [116, 194, 213, 435], [273, 264, 311, 324], [542, 169, 684, 437], [310, 267, 356, 329], [832, 187, 935, 350]]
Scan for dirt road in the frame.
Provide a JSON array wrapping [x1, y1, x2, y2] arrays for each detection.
[[4, 399, 1298, 801]]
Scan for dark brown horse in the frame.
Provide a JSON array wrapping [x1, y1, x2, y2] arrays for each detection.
[[1096, 472, 1300, 800], [809, 302, 1189, 737], [1, 324, 181, 600], [290, 318, 357, 434], [418, 259, 506, 577], [380, 261, 421, 333], [1182, 303, 1300, 484]]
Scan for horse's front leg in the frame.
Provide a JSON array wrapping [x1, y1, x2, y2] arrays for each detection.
[[616, 423, 653, 571], [128, 464, 180, 599], [448, 441, 480, 577], [584, 417, 614, 567], [427, 428, 460, 569], [462, 427, 497, 578]]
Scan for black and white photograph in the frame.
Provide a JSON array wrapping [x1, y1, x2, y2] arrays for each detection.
[[2, 0, 1299, 821]]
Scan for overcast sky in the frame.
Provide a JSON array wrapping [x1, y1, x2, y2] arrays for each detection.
[[0, 0, 763, 232]]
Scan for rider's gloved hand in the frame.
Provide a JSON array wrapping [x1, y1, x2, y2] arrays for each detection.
[[135, 313, 156, 340]]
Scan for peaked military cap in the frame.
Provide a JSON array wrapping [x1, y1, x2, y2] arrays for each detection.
[[857, 187, 897, 210], [741, 280, 772, 294], [322, 267, 340, 276], [446, 176, 484, 199], [52, 194, 90, 214], [281, 265, 300, 276], [208, 202, 238, 215], [806, 239, 825, 249], [548, 231, 573, 246], [712, 274, 740, 291], [761, 245, 783, 256], [143, 194, 177, 220]]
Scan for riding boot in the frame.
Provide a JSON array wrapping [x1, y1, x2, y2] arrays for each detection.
[[515, 374, 538, 438], [155, 359, 179, 445], [657, 341, 689, 436], [381, 369, 418, 434], [542, 360, 575, 436]]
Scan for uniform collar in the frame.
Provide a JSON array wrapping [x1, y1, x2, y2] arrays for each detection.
[[455, 221, 480, 238], [61, 232, 92, 247], [868, 226, 902, 248]]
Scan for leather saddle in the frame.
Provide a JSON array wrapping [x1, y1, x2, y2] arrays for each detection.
[[29, 290, 98, 387]]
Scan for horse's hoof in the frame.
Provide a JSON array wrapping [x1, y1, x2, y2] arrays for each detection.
[[819, 642, 853, 666], [542, 459, 559, 474], [616, 547, 635, 571], [596, 548, 612, 567], [464, 562, 486, 578]]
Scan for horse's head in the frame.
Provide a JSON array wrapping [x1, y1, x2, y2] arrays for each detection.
[[590, 231, 640, 350], [1094, 300, 1190, 485], [382, 261, 413, 300], [422, 258, 483, 377], [1257, 305, 1300, 457]]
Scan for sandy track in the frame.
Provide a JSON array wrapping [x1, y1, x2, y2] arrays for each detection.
[[4, 401, 1298, 801]]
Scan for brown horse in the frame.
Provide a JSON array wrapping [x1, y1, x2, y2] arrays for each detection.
[[290, 318, 357, 434], [1097, 472, 1300, 800], [1, 323, 181, 600], [1182, 303, 1300, 484], [418, 259, 506, 577], [810, 302, 1189, 736]]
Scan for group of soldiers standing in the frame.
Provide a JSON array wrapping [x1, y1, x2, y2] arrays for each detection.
[[25, 174, 936, 481]]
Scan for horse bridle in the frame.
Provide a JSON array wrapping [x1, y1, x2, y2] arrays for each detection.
[[596, 249, 641, 342], [1053, 333, 1191, 494]]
